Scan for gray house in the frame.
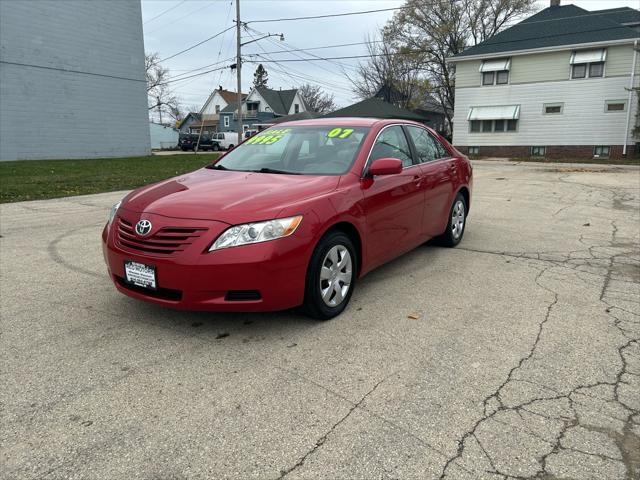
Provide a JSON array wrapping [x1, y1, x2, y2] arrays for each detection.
[[450, 1, 639, 159], [219, 86, 307, 133], [0, 0, 150, 160]]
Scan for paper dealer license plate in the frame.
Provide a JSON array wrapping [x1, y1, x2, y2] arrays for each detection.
[[124, 261, 157, 290]]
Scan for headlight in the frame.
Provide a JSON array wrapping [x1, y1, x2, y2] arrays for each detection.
[[209, 215, 303, 251], [108, 201, 121, 226]]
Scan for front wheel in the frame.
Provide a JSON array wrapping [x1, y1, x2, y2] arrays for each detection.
[[212, 143, 220, 151], [303, 231, 356, 320], [438, 193, 467, 247]]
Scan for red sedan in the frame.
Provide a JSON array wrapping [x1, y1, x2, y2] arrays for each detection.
[[103, 118, 472, 319]]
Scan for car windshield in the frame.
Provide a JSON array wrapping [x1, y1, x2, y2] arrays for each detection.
[[212, 126, 370, 175]]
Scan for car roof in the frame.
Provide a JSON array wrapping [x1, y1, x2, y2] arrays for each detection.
[[269, 117, 424, 128]]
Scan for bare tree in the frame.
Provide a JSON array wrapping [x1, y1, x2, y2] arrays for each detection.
[[299, 84, 337, 113], [347, 34, 428, 110], [382, 0, 537, 129], [146, 52, 182, 124]]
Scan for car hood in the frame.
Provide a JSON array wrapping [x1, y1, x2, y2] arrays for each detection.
[[121, 168, 340, 224]]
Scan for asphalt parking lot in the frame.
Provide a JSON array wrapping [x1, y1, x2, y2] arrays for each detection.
[[1, 160, 639, 480]]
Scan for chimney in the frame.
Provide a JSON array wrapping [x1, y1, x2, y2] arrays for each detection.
[[550, 0, 560, 6]]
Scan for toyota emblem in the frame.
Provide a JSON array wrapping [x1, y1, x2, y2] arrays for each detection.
[[135, 219, 152, 236]]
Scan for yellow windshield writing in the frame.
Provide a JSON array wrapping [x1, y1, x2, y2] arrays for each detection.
[[327, 128, 354, 139]]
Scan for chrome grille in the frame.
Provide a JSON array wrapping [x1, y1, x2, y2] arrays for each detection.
[[116, 218, 207, 256]]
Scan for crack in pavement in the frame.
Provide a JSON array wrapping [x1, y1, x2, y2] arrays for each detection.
[[275, 378, 387, 479], [439, 204, 639, 479]]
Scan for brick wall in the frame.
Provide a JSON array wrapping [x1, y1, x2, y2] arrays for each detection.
[[456, 145, 638, 160], [0, 1, 150, 160]]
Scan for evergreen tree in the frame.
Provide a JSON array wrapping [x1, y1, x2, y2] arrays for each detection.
[[253, 64, 268, 88]]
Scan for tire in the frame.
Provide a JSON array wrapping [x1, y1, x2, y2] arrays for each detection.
[[181, 147, 188, 152], [213, 143, 220, 151], [303, 231, 357, 320], [228, 144, 234, 150], [437, 193, 467, 247]]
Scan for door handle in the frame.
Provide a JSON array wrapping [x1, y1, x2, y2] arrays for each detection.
[[413, 174, 422, 187]]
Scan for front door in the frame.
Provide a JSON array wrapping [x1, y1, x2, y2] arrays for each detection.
[[361, 125, 425, 270], [405, 125, 454, 238]]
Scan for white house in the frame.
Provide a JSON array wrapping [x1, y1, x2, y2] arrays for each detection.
[[449, 1, 639, 159], [0, 0, 150, 160]]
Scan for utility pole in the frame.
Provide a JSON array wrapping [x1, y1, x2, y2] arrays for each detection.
[[235, 0, 243, 143]]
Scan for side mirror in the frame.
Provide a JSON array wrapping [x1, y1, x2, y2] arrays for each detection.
[[368, 158, 403, 176]]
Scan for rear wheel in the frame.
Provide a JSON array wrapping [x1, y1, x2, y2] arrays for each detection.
[[303, 231, 356, 320], [438, 193, 467, 247], [228, 144, 234, 150]]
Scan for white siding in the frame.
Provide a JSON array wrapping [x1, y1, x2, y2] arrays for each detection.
[[0, 0, 150, 160], [201, 91, 229, 117], [453, 76, 638, 146], [287, 92, 306, 114]]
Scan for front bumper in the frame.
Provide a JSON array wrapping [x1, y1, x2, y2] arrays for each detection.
[[102, 211, 312, 312]]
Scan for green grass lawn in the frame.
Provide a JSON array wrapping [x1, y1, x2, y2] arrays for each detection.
[[0, 154, 220, 203]]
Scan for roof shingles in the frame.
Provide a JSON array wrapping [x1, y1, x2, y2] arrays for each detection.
[[454, 5, 639, 59]]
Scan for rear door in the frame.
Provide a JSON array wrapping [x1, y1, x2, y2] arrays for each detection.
[[361, 125, 425, 269], [405, 126, 455, 238]]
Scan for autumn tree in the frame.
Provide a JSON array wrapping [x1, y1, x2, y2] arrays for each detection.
[[299, 84, 337, 113], [383, 0, 537, 129]]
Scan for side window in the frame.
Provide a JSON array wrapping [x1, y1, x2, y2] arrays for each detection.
[[369, 126, 413, 167], [406, 126, 443, 163]]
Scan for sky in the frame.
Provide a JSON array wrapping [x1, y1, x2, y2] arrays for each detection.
[[142, 0, 640, 112]]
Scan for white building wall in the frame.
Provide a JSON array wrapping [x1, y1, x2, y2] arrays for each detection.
[[453, 76, 637, 146], [287, 92, 306, 114], [0, 0, 150, 160], [149, 123, 178, 149]]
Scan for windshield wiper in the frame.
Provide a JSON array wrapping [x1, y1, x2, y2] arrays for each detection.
[[206, 164, 227, 170], [254, 167, 301, 175]]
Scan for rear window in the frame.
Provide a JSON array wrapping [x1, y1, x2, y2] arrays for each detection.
[[216, 126, 370, 175]]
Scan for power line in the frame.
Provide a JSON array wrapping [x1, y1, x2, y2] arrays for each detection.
[[159, 25, 236, 62], [143, 0, 187, 25], [146, 1, 219, 35], [159, 65, 229, 86], [245, 6, 404, 24], [252, 40, 384, 56]]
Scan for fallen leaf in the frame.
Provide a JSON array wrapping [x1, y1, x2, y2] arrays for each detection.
[[407, 313, 421, 320]]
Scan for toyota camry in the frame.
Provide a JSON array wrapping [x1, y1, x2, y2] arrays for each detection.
[[102, 118, 472, 319]]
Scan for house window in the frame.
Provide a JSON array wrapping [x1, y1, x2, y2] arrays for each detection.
[[480, 58, 510, 86], [215, 105, 220, 113], [605, 100, 626, 112], [482, 72, 495, 85], [496, 71, 509, 84], [593, 146, 610, 157], [544, 103, 564, 114], [294, 103, 300, 113], [589, 62, 604, 78], [223, 116, 230, 128], [468, 146, 480, 155], [571, 64, 587, 79], [469, 119, 518, 133], [570, 49, 607, 80], [531, 146, 546, 156]]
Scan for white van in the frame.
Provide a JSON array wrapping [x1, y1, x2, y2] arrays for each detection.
[[214, 132, 240, 150]]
